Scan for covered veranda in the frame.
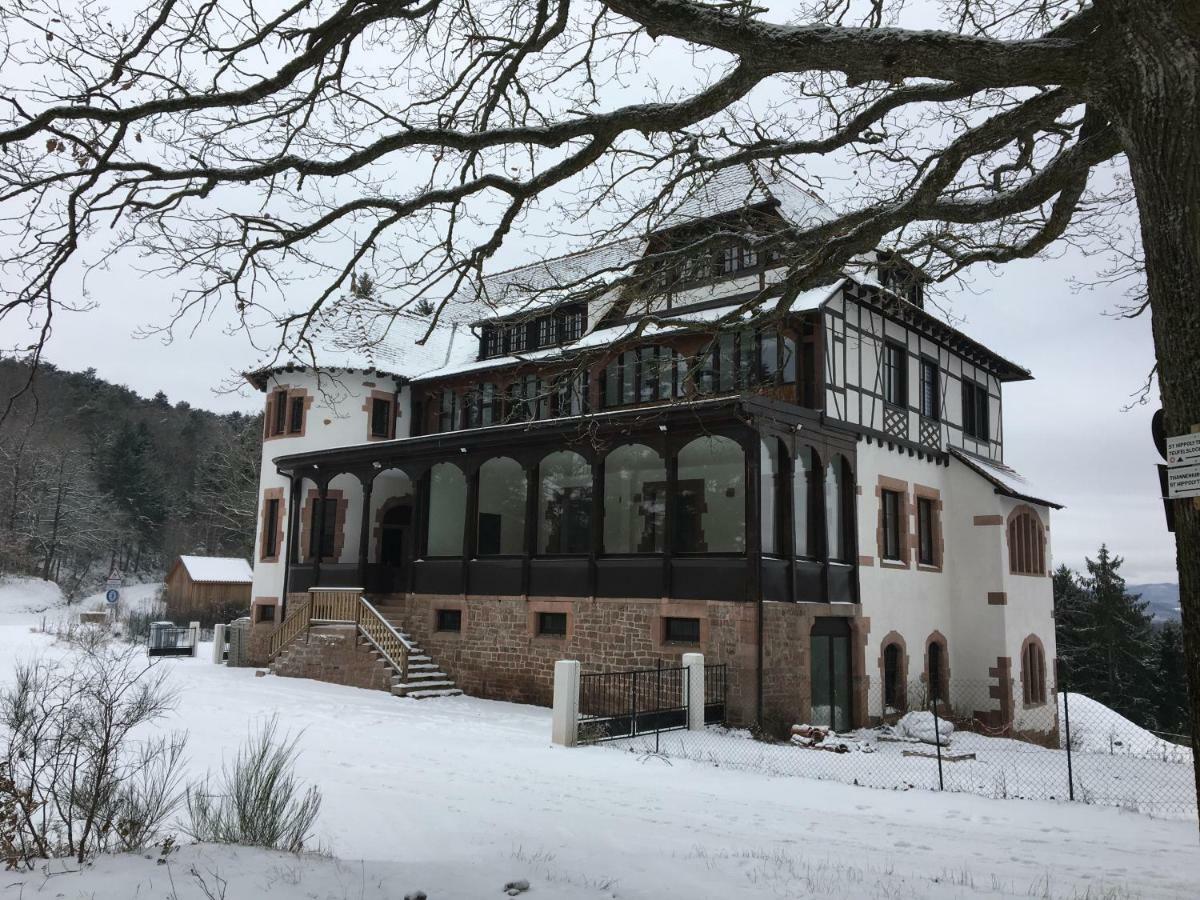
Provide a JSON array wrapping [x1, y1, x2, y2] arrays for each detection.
[[271, 396, 861, 615]]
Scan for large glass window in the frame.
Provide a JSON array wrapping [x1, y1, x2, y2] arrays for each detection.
[[675, 436, 745, 553], [538, 451, 593, 554], [603, 444, 667, 554], [793, 447, 818, 558], [760, 439, 784, 555], [825, 458, 854, 564], [476, 457, 527, 555], [426, 463, 467, 556]]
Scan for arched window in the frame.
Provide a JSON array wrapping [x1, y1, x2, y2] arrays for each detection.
[[603, 444, 666, 553], [825, 454, 854, 563], [793, 446, 818, 558], [926, 637, 948, 705], [759, 439, 786, 555], [675, 436, 745, 553], [1022, 637, 1047, 706], [538, 451, 592, 554], [426, 463, 467, 556], [883, 642, 903, 712], [1008, 507, 1046, 575], [477, 457, 527, 555]]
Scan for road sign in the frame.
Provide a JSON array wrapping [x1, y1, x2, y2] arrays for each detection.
[[1166, 432, 1200, 467], [1167, 463, 1200, 500], [105, 589, 119, 605]]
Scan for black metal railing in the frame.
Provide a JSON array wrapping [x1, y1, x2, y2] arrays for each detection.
[[704, 663, 728, 725], [147, 625, 196, 657], [579, 663, 689, 744]]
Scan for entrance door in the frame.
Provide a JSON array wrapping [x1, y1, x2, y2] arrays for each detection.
[[378, 504, 412, 589], [810, 618, 853, 731]]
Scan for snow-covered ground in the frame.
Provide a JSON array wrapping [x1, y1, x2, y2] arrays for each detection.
[[1, 577, 1198, 899], [608, 715, 1195, 818]]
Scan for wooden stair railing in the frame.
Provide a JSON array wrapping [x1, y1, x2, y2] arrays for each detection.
[[268, 591, 412, 685], [355, 597, 413, 684], [268, 597, 312, 661]]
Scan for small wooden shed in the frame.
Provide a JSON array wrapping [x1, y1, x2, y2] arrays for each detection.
[[164, 556, 253, 622]]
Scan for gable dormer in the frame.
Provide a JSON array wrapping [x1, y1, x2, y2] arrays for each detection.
[[477, 302, 587, 361]]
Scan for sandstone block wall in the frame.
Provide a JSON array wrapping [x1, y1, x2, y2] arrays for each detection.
[[270, 624, 393, 692]]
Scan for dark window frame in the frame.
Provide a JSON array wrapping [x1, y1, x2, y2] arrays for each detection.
[[663, 616, 701, 644], [370, 397, 393, 439], [917, 496, 936, 566], [881, 489, 903, 561], [537, 611, 568, 637], [308, 497, 338, 560], [262, 498, 280, 559], [962, 378, 991, 442], [287, 395, 305, 434], [883, 342, 908, 407], [436, 608, 463, 632], [271, 389, 288, 436], [919, 358, 940, 420]]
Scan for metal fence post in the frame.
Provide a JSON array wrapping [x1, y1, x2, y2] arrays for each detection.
[[1059, 659, 1074, 801], [551, 659, 580, 747], [930, 671, 945, 791]]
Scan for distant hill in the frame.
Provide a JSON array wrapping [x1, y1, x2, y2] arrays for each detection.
[[1128, 583, 1181, 623]]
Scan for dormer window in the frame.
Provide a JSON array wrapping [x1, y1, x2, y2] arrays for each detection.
[[561, 308, 585, 342], [720, 245, 759, 275], [536, 316, 557, 348], [506, 322, 527, 354], [482, 328, 501, 358]]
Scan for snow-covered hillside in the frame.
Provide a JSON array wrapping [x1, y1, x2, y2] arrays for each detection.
[[0, 582, 1196, 899]]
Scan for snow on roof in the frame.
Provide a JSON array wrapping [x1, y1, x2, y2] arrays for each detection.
[[414, 282, 843, 381], [657, 161, 833, 231], [950, 450, 1062, 509], [177, 556, 253, 584]]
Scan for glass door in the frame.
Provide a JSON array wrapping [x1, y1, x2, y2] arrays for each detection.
[[810, 619, 853, 731]]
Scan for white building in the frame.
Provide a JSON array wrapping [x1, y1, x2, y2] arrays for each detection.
[[243, 165, 1058, 735]]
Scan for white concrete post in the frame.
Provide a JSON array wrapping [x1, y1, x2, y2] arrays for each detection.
[[682, 652, 705, 731], [211, 624, 227, 664], [189, 621, 201, 658], [551, 659, 581, 747]]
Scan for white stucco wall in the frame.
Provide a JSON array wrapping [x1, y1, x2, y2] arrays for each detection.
[[249, 370, 407, 616], [856, 440, 1057, 730]]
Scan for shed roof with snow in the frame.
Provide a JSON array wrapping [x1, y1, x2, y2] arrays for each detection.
[[174, 556, 254, 584]]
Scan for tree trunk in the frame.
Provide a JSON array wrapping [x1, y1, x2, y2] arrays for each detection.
[[1096, 0, 1200, 827]]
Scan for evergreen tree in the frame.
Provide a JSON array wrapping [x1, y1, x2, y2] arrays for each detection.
[[1070, 546, 1159, 727], [1052, 564, 1090, 671], [1154, 621, 1191, 737]]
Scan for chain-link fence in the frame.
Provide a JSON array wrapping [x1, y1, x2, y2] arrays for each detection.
[[600, 676, 1195, 819]]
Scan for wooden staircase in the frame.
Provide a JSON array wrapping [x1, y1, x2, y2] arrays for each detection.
[[268, 590, 461, 700], [376, 607, 462, 699]]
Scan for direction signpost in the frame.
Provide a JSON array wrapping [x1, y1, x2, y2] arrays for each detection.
[[1166, 432, 1200, 500]]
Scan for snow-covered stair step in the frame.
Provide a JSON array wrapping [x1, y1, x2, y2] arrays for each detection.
[[404, 687, 463, 700], [393, 681, 453, 696]]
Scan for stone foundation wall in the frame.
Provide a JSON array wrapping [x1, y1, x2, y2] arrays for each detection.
[[245, 622, 274, 667], [383, 594, 762, 724], [270, 625, 393, 692]]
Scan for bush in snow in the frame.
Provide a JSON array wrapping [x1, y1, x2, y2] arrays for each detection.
[[186, 716, 321, 853], [894, 711, 954, 746], [0, 644, 186, 867]]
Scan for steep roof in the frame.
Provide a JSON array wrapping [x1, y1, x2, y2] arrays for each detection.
[[176, 556, 253, 584], [950, 450, 1062, 509]]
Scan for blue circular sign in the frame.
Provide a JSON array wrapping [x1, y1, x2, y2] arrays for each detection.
[[105, 589, 119, 604]]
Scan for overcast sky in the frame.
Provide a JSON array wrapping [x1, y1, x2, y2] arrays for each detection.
[[0, 0, 1177, 585]]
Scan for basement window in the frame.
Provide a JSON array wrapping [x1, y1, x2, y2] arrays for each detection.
[[436, 609, 462, 632], [256, 604, 275, 624], [537, 611, 568, 637], [663, 617, 701, 644]]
